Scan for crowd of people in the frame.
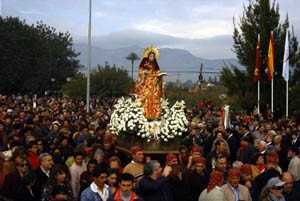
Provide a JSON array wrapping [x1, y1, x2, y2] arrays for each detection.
[[0, 94, 300, 201]]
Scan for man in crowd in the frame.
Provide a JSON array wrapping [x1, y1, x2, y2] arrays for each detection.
[[80, 165, 113, 201], [281, 172, 300, 201], [113, 173, 142, 201], [136, 160, 173, 201], [123, 146, 144, 184], [222, 168, 252, 201]]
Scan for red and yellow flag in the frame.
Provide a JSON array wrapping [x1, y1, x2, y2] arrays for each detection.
[[267, 32, 274, 80], [253, 37, 260, 83]]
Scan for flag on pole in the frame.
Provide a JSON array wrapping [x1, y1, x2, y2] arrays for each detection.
[[254, 36, 261, 83], [282, 30, 289, 81], [267, 32, 275, 80]]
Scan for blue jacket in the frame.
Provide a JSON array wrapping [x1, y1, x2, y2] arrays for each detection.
[[81, 183, 113, 201]]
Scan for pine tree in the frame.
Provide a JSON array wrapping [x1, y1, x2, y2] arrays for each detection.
[[220, 0, 299, 114]]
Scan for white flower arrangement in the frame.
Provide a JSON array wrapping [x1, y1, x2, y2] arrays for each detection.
[[109, 97, 188, 142]]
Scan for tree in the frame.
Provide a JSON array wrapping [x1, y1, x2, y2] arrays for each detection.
[[220, 0, 299, 113], [90, 63, 131, 97], [0, 17, 80, 94], [126, 52, 140, 83]]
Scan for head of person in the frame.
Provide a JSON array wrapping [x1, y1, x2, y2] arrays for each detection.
[[228, 168, 241, 188], [258, 141, 267, 152], [73, 150, 85, 166], [240, 136, 250, 146], [131, 146, 144, 163], [165, 153, 178, 166], [109, 156, 121, 169], [207, 171, 224, 192], [291, 132, 298, 140], [191, 146, 202, 158], [266, 177, 285, 198], [87, 158, 98, 174], [232, 160, 243, 169], [92, 165, 108, 189], [167, 164, 182, 181], [119, 173, 135, 196], [252, 152, 264, 165], [192, 157, 206, 174], [26, 140, 38, 155], [240, 164, 252, 182], [39, 153, 54, 171], [48, 164, 69, 185], [281, 172, 293, 194], [215, 153, 228, 173], [107, 168, 119, 187], [265, 156, 277, 170], [144, 160, 162, 179], [288, 146, 299, 158], [15, 156, 31, 176], [51, 185, 69, 201], [148, 52, 155, 62]]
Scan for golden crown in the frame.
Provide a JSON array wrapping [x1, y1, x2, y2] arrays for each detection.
[[142, 45, 160, 59]]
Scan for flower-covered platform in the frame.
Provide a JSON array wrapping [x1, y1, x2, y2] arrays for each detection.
[[109, 97, 188, 153]]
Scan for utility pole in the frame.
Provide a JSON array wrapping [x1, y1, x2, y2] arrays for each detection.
[[86, 0, 92, 113]]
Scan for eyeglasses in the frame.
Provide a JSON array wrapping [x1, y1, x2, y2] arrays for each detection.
[[19, 163, 29, 167], [272, 186, 284, 190]]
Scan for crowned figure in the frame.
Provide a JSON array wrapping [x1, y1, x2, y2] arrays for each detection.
[[135, 46, 167, 120]]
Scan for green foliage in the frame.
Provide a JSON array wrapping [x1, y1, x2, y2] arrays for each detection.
[[220, 0, 299, 113], [91, 64, 131, 97], [0, 17, 80, 94], [61, 74, 87, 99]]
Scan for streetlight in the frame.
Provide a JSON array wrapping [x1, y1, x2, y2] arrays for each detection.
[[66, 77, 71, 82], [87, 0, 92, 113], [51, 77, 55, 96], [198, 64, 203, 105]]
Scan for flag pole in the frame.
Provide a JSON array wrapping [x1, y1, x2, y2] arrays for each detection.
[[270, 31, 274, 114], [271, 78, 273, 113], [257, 34, 260, 115], [286, 80, 288, 117]]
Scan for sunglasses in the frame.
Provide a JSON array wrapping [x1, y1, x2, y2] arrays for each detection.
[[272, 186, 283, 190], [19, 163, 29, 167]]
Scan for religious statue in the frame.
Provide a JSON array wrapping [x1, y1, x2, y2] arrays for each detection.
[[134, 46, 167, 120]]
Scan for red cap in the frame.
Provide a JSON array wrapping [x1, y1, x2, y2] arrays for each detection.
[[228, 168, 241, 178], [191, 146, 201, 153], [267, 151, 279, 159], [240, 164, 252, 174], [166, 153, 177, 162], [131, 146, 142, 154], [193, 157, 206, 165], [266, 156, 277, 164]]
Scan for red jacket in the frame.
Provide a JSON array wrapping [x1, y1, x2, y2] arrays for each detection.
[[113, 189, 142, 201]]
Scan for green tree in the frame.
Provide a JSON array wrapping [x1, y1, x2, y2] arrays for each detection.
[[0, 17, 80, 94], [126, 52, 140, 83], [220, 0, 299, 113], [90, 63, 131, 97]]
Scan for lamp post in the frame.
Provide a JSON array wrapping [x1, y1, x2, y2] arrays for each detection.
[[198, 64, 203, 106], [66, 77, 71, 82], [87, 0, 92, 113], [51, 77, 55, 95]]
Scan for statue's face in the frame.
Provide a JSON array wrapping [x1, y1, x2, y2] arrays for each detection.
[[148, 53, 155, 61]]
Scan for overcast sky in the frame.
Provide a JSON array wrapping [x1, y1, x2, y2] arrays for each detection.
[[1, 0, 299, 39]]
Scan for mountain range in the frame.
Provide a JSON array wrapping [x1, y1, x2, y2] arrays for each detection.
[[73, 29, 244, 82]]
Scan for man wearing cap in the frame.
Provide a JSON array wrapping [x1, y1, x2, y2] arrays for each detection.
[[222, 168, 252, 201], [162, 153, 177, 177], [261, 177, 286, 201], [185, 157, 209, 201], [240, 164, 259, 201], [123, 146, 144, 184]]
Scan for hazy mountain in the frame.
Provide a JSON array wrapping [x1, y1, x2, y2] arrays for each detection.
[[73, 29, 244, 82]]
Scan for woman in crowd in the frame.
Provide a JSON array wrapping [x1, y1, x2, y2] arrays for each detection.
[[252, 152, 265, 179], [106, 168, 120, 195], [41, 163, 73, 201]]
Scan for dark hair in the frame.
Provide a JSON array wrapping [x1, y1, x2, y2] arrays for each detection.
[[288, 146, 299, 155], [93, 165, 107, 177], [45, 164, 70, 186], [107, 168, 120, 178], [73, 150, 85, 158], [215, 139, 225, 147], [119, 173, 134, 183], [88, 158, 98, 166], [22, 170, 36, 186], [252, 152, 264, 164], [51, 185, 69, 197]]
